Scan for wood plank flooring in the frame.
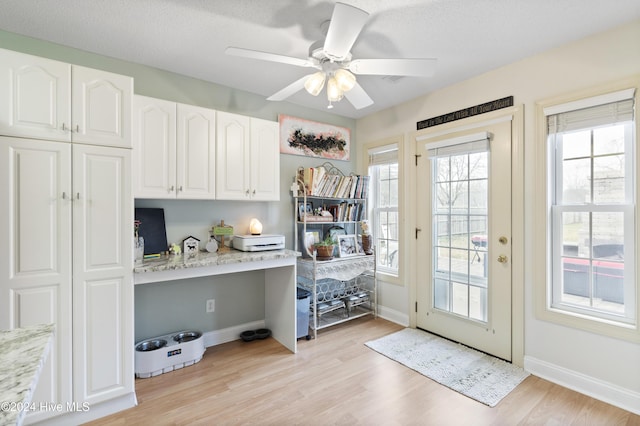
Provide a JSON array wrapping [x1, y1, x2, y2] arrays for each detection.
[[87, 318, 639, 425]]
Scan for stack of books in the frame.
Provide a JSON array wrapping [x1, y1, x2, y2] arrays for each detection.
[[297, 166, 369, 199]]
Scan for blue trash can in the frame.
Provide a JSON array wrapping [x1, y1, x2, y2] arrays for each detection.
[[296, 287, 311, 340]]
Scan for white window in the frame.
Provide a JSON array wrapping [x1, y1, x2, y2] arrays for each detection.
[[369, 144, 399, 276], [545, 89, 636, 326]]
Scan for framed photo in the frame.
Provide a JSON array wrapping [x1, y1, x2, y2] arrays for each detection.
[[298, 202, 313, 220], [338, 234, 359, 257], [303, 231, 320, 257]]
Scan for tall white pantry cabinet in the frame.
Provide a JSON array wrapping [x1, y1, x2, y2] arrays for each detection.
[[0, 48, 134, 423]]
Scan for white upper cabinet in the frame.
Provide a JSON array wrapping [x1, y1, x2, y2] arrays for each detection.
[[176, 103, 216, 199], [216, 111, 279, 201], [70, 66, 133, 148], [132, 96, 177, 199], [250, 117, 280, 201], [0, 48, 133, 148], [133, 95, 216, 199]]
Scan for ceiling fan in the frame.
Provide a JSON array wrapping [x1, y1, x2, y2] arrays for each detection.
[[225, 2, 437, 110]]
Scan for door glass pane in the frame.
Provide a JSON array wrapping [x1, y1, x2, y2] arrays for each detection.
[[432, 150, 488, 323]]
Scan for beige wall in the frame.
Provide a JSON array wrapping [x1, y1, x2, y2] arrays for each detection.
[[355, 19, 640, 410]]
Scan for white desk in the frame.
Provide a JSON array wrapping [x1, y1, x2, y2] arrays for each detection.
[[133, 249, 300, 353]]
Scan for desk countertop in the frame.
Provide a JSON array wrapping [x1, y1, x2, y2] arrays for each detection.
[[0, 323, 54, 426], [133, 249, 300, 284]]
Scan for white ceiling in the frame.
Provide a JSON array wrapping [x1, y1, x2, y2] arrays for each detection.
[[1, 0, 639, 119]]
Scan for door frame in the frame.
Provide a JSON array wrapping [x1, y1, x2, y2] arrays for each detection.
[[407, 106, 525, 366]]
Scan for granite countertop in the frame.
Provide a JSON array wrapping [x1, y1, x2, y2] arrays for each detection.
[[134, 248, 300, 274], [0, 323, 55, 426]]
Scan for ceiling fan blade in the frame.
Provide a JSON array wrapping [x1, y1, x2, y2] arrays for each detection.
[[344, 82, 373, 110], [225, 47, 315, 68], [323, 2, 369, 60], [266, 74, 311, 101], [349, 58, 437, 77]]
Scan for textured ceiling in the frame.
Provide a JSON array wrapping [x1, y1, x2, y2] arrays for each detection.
[[0, 0, 639, 119]]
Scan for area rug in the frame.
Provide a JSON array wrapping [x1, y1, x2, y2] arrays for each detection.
[[365, 328, 529, 407]]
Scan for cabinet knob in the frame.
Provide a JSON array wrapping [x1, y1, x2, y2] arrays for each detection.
[[169, 185, 175, 192], [62, 123, 68, 131], [75, 124, 80, 133], [252, 189, 256, 195], [179, 186, 183, 192], [245, 189, 250, 196]]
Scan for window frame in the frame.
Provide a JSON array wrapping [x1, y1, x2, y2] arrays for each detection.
[[534, 81, 640, 342], [363, 136, 404, 286]]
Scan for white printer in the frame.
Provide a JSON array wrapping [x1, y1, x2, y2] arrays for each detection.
[[233, 234, 285, 252]]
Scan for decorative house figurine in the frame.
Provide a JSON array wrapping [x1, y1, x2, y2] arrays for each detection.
[[183, 236, 200, 255]]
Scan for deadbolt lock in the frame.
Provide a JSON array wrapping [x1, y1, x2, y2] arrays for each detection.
[[498, 236, 508, 244]]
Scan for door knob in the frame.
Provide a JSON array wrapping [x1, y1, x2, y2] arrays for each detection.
[[497, 255, 508, 263]]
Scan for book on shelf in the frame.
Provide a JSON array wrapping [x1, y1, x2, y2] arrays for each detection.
[[296, 166, 369, 199]]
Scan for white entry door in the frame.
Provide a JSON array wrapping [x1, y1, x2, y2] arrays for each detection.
[[416, 118, 513, 360]]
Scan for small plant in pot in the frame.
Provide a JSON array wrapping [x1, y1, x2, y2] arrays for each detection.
[[313, 234, 337, 260]]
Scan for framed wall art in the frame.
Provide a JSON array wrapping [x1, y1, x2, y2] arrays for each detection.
[[279, 114, 350, 161]]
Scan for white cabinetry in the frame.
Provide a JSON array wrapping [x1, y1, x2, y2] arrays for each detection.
[[216, 111, 279, 201], [71, 144, 133, 406], [0, 48, 133, 148], [0, 138, 72, 424], [133, 95, 216, 199], [0, 137, 133, 422]]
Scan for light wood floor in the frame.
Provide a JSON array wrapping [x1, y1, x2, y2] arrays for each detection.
[[88, 318, 639, 425]]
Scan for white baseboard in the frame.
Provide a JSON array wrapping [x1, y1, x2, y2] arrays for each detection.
[[524, 355, 640, 415], [32, 392, 137, 425], [377, 305, 409, 327], [202, 320, 266, 347]]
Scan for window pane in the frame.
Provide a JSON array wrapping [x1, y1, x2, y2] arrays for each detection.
[[469, 152, 488, 179], [434, 279, 449, 311], [562, 130, 591, 159], [452, 282, 469, 316], [594, 125, 625, 156], [436, 158, 449, 182], [562, 212, 590, 258], [469, 180, 487, 213], [435, 183, 450, 213], [593, 154, 625, 204], [450, 215, 468, 249], [435, 215, 450, 247], [451, 181, 468, 211], [469, 286, 487, 321], [450, 155, 468, 181], [592, 212, 624, 259], [562, 158, 591, 203]]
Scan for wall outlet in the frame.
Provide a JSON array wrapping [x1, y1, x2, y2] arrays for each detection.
[[206, 299, 215, 313]]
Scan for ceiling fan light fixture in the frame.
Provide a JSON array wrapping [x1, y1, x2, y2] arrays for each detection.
[[326, 76, 344, 102], [334, 69, 356, 92], [304, 71, 326, 96]]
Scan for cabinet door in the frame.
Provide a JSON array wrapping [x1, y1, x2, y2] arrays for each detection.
[[72, 66, 133, 148], [0, 48, 72, 141], [216, 111, 250, 200], [132, 95, 177, 198], [0, 137, 73, 423], [250, 118, 280, 201], [176, 103, 216, 199], [72, 145, 133, 405]]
